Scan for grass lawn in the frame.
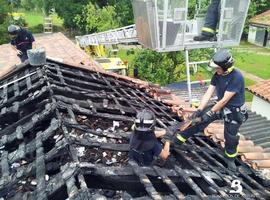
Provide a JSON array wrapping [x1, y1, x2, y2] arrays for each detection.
[[245, 78, 255, 102], [23, 11, 63, 29], [232, 42, 270, 79], [232, 51, 270, 79]]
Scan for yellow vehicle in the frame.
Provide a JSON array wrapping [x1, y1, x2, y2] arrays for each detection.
[[95, 57, 128, 76]]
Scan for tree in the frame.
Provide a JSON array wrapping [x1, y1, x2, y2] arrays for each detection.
[[0, 0, 11, 44], [246, 0, 270, 30], [53, 0, 89, 28], [132, 50, 183, 85], [74, 2, 119, 34]]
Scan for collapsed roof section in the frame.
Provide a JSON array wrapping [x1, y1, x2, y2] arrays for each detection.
[[0, 60, 269, 199]]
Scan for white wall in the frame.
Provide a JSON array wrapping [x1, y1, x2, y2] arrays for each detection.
[[251, 96, 270, 120], [248, 26, 257, 44]]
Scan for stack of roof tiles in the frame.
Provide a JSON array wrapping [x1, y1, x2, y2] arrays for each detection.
[[1, 60, 270, 199]]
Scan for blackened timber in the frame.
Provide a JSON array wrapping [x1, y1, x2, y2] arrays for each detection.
[[174, 166, 207, 199], [61, 163, 79, 199], [46, 70, 110, 91], [0, 79, 46, 109], [79, 162, 222, 180], [57, 101, 134, 122], [54, 95, 135, 115], [8, 118, 59, 163], [0, 87, 50, 124], [174, 148, 228, 198], [0, 102, 56, 137], [71, 137, 130, 152], [135, 88, 175, 121], [35, 132, 47, 200], [129, 161, 162, 200], [46, 64, 107, 86], [13, 75, 20, 97], [195, 137, 270, 198], [153, 166, 185, 199], [101, 76, 126, 115]]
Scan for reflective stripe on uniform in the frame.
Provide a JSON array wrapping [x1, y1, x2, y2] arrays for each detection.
[[202, 27, 215, 34], [131, 124, 135, 131], [176, 134, 187, 143], [225, 146, 239, 158], [222, 66, 234, 76], [135, 119, 154, 124]]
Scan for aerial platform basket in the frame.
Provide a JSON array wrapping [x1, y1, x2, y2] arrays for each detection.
[[132, 0, 250, 52]]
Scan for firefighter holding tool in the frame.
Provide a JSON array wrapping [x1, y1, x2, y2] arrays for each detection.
[[173, 49, 248, 172]]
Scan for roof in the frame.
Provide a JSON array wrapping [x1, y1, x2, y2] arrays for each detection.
[[0, 32, 103, 78], [250, 9, 270, 27], [205, 110, 270, 171], [247, 79, 270, 103], [1, 60, 269, 199]]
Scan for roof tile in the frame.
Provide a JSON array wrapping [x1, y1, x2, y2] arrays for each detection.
[[250, 9, 270, 27], [247, 80, 270, 103]]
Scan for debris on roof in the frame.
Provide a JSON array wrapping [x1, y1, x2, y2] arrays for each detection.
[[250, 9, 270, 27], [1, 60, 270, 199], [247, 79, 270, 103]]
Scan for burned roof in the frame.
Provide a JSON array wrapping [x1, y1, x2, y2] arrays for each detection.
[[0, 60, 270, 199]]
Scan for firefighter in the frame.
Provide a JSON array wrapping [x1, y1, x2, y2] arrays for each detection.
[[129, 109, 170, 166], [8, 25, 35, 62], [173, 49, 248, 172], [194, 0, 220, 41]]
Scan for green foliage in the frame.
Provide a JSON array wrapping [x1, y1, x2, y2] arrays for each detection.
[[132, 49, 179, 85], [244, 0, 270, 35], [107, 0, 134, 26], [53, 0, 89, 28], [0, 0, 11, 44], [131, 48, 214, 86], [74, 2, 119, 34]]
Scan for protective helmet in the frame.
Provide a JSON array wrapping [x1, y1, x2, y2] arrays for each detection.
[[130, 109, 157, 151], [209, 49, 234, 71], [134, 109, 156, 132], [8, 25, 20, 35]]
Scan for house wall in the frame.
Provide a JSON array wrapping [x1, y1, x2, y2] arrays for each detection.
[[248, 26, 257, 44], [255, 27, 266, 46], [251, 96, 270, 120]]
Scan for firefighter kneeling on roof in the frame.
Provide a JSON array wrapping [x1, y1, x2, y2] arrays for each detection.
[[129, 109, 170, 166], [173, 49, 248, 172]]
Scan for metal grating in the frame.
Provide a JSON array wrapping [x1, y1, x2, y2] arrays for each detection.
[[0, 61, 269, 200]]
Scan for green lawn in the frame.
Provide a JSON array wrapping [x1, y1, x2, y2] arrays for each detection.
[[232, 51, 270, 79], [245, 78, 255, 102], [25, 12, 63, 27], [23, 11, 63, 32]]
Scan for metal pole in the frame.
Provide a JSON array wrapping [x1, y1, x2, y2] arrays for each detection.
[[185, 49, 192, 105], [162, 0, 169, 49]]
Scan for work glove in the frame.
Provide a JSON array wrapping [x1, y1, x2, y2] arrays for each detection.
[[190, 109, 203, 119], [201, 110, 215, 123]]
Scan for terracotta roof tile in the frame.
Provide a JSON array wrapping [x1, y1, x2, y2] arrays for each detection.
[[250, 9, 270, 27], [204, 122, 270, 171], [247, 80, 270, 103], [0, 32, 103, 78]]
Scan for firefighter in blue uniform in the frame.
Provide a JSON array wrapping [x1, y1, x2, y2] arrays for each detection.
[[8, 25, 35, 62], [194, 0, 220, 41], [173, 49, 248, 172], [129, 109, 170, 166]]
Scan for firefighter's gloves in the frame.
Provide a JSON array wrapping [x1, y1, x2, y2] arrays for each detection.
[[190, 109, 203, 119], [201, 110, 215, 122]]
